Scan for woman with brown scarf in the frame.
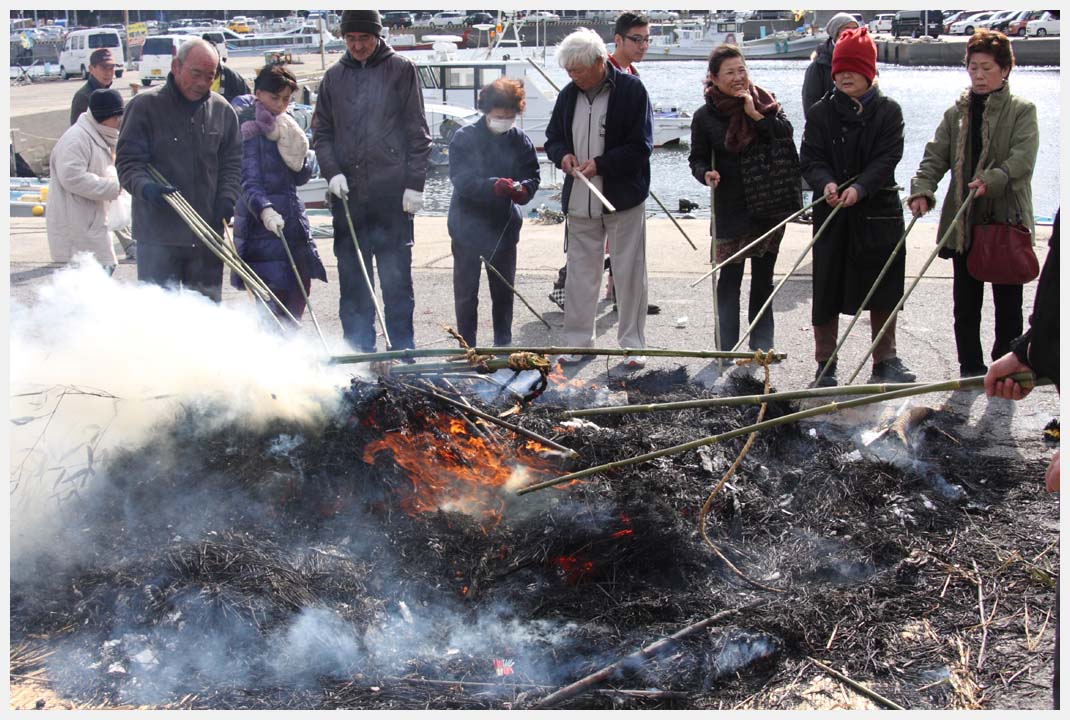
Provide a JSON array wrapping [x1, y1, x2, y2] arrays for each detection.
[[689, 44, 796, 354]]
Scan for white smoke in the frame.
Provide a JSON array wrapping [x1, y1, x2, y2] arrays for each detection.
[[9, 258, 354, 568]]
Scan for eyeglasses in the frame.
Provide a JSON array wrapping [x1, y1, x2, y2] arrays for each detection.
[[624, 34, 652, 46]]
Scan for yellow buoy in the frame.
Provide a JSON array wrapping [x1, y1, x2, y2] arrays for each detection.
[[32, 205, 45, 216], [40, 185, 49, 202]]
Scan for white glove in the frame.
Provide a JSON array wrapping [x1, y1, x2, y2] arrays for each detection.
[[402, 188, 423, 215], [275, 112, 309, 172], [328, 173, 349, 199], [260, 207, 286, 236]]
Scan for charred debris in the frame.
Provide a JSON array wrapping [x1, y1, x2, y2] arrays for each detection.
[[10, 370, 1058, 710]]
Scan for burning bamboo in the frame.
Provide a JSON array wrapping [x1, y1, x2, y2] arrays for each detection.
[[813, 213, 920, 386], [331, 346, 787, 365], [517, 372, 1048, 495], [563, 380, 929, 417], [731, 202, 845, 351], [844, 188, 979, 384], [479, 255, 552, 330], [533, 602, 760, 709]]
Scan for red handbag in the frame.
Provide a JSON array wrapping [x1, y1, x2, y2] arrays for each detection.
[[967, 222, 1039, 285]]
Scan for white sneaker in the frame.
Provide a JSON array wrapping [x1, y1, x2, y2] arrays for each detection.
[[558, 353, 585, 365], [623, 355, 646, 369]]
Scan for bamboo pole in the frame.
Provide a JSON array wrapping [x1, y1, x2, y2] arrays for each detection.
[[813, 213, 920, 386], [533, 603, 759, 709], [479, 255, 552, 330], [808, 657, 907, 710], [709, 147, 720, 351], [339, 191, 392, 349], [563, 380, 929, 417], [516, 371, 1047, 495], [271, 226, 330, 353], [690, 176, 859, 288], [330, 346, 787, 365], [525, 55, 696, 250], [844, 188, 978, 384], [571, 169, 615, 213], [404, 383, 579, 458], [389, 358, 520, 375], [730, 202, 845, 352]]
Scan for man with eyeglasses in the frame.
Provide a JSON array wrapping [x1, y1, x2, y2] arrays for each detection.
[[610, 11, 651, 76]]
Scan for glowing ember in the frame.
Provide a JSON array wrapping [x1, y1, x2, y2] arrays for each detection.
[[552, 555, 595, 584], [362, 412, 552, 526]]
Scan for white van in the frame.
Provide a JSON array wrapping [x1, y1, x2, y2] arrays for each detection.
[[59, 28, 126, 80], [200, 30, 229, 63], [138, 34, 184, 86]]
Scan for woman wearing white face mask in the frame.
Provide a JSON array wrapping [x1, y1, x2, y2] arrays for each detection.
[[47, 88, 126, 275], [447, 77, 541, 347]]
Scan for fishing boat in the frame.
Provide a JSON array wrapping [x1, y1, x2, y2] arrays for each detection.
[[11, 179, 48, 217], [635, 18, 745, 60], [740, 31, 827, 60], [224, 23, 344, 56]]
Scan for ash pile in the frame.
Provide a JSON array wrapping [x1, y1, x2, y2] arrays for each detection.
[[10, 370, 1057, 710]]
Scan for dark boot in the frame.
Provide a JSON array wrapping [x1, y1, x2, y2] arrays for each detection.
[[869, 357, 917, 383], [811, 360, 838, 388]]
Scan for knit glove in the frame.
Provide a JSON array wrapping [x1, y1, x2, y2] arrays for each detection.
[[493, 177, 515, 197], [275, 112, 309, 172], [328, 173, 349, 199], [213, 197, 236, 224], [260, 207, 286, 236], [143, 182, 178, 207], [256, 100, 279, 141], [402, 188, 423, 214], [509, 183, 528, 204]]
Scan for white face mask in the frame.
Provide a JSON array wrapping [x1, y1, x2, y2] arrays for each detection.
[[486, 116, 514, 134]]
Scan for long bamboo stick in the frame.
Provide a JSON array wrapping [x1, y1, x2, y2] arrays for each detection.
[[330, 346, 787, 365], [813, 213, 920, 386], [844, 188, 979, 384], [533, 602, 759, 709], [515, 371, 1047, 495], [479, 255, 552, 330], [709, 147, 720, 351], [389, 358, 521, 375], [730, 202, 845, 352], [339, 191, 392, 349], [649, 191, 697, 250], [563, 380, 928, 417], [690, 175, 860, 288], [403, 383, 579, 458], [571, 169, 615, 212], [271, 226, 330, 353]]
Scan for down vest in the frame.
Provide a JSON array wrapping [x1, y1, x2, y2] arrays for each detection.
[[46, 112, 122, 265], [231, 98, 327, 294], [311, 40, 431, 205]]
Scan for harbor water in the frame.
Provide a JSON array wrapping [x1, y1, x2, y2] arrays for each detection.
[[422, 58, 1061, 222]]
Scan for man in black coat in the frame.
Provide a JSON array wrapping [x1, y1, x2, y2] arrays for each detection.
[[70, 48, 118, 125]]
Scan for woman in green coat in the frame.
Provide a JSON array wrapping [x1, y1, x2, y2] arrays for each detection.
[[907, 30, 1039, 377]]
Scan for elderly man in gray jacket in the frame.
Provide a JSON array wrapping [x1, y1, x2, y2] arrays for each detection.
[[116, 38, 241, 302]]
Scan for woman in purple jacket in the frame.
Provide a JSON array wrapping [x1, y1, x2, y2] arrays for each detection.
[[232, 64, 326, 323]]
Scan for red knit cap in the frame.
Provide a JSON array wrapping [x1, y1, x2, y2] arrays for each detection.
[[832, 26, 877, 84]]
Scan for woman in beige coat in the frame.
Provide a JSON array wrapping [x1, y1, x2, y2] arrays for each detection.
[[46, 89, 125, 273]]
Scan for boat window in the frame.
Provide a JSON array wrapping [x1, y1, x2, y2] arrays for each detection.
[[477, 67, 504, 85], [418, 66, 438, 89], [445, 67, 476, 89]]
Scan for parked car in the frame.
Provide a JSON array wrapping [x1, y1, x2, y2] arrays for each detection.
[[381, 11, 413, 29], [430, 11, 466, 27], [412, 13, 433, 25], [227, 16, 251, 34], [941, 11, 973, 34], [893, 10, 943, 38], [868, 13, 896, 34], [646, 10, 679, 22], [465, 12, 496, 27], [1007, 9, 1047, 36], [1026, 10, 1060, 36], [979, 10, 1021, 32], [949, 11, 997, 35], [138, 35, 184, 86], [58, 27, 126, 80], [201, 30, 228, 63], [526, 11, 560, 22]]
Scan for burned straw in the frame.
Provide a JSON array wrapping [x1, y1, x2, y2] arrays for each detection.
[[330, 346, 786, 364], [563, 379, 929, 417], [479, 255, 552, 330], [339, 190, 392, 349], [402, 382, 579, 458], [731, 202, 845, 352], [690, 175, 860, 288], [270, 225, 330, 353], [814, 212, 920, 386], [845, 187, 980, 384], [533, 602, 761, 708], [526, 55, 696, 252], [516, 371, 1049, 495]]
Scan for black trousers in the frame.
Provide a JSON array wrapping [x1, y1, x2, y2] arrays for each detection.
[[332, 198, 415, 352], [452, 241, 516, 347], [137, 243, 223, 303], [716, 252, 777, 351], [951, 253, 1023, 368]]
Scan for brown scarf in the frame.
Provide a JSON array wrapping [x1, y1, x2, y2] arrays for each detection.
[[704, 83, 780, 153]]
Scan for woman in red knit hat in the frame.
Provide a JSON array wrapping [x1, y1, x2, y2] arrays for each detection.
[[800, 26, 916, 387]]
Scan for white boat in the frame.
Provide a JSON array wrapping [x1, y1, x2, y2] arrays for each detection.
[[636, 19, 745, 60], [225, 23, 344, 55], [741, 32, 826, 60]]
